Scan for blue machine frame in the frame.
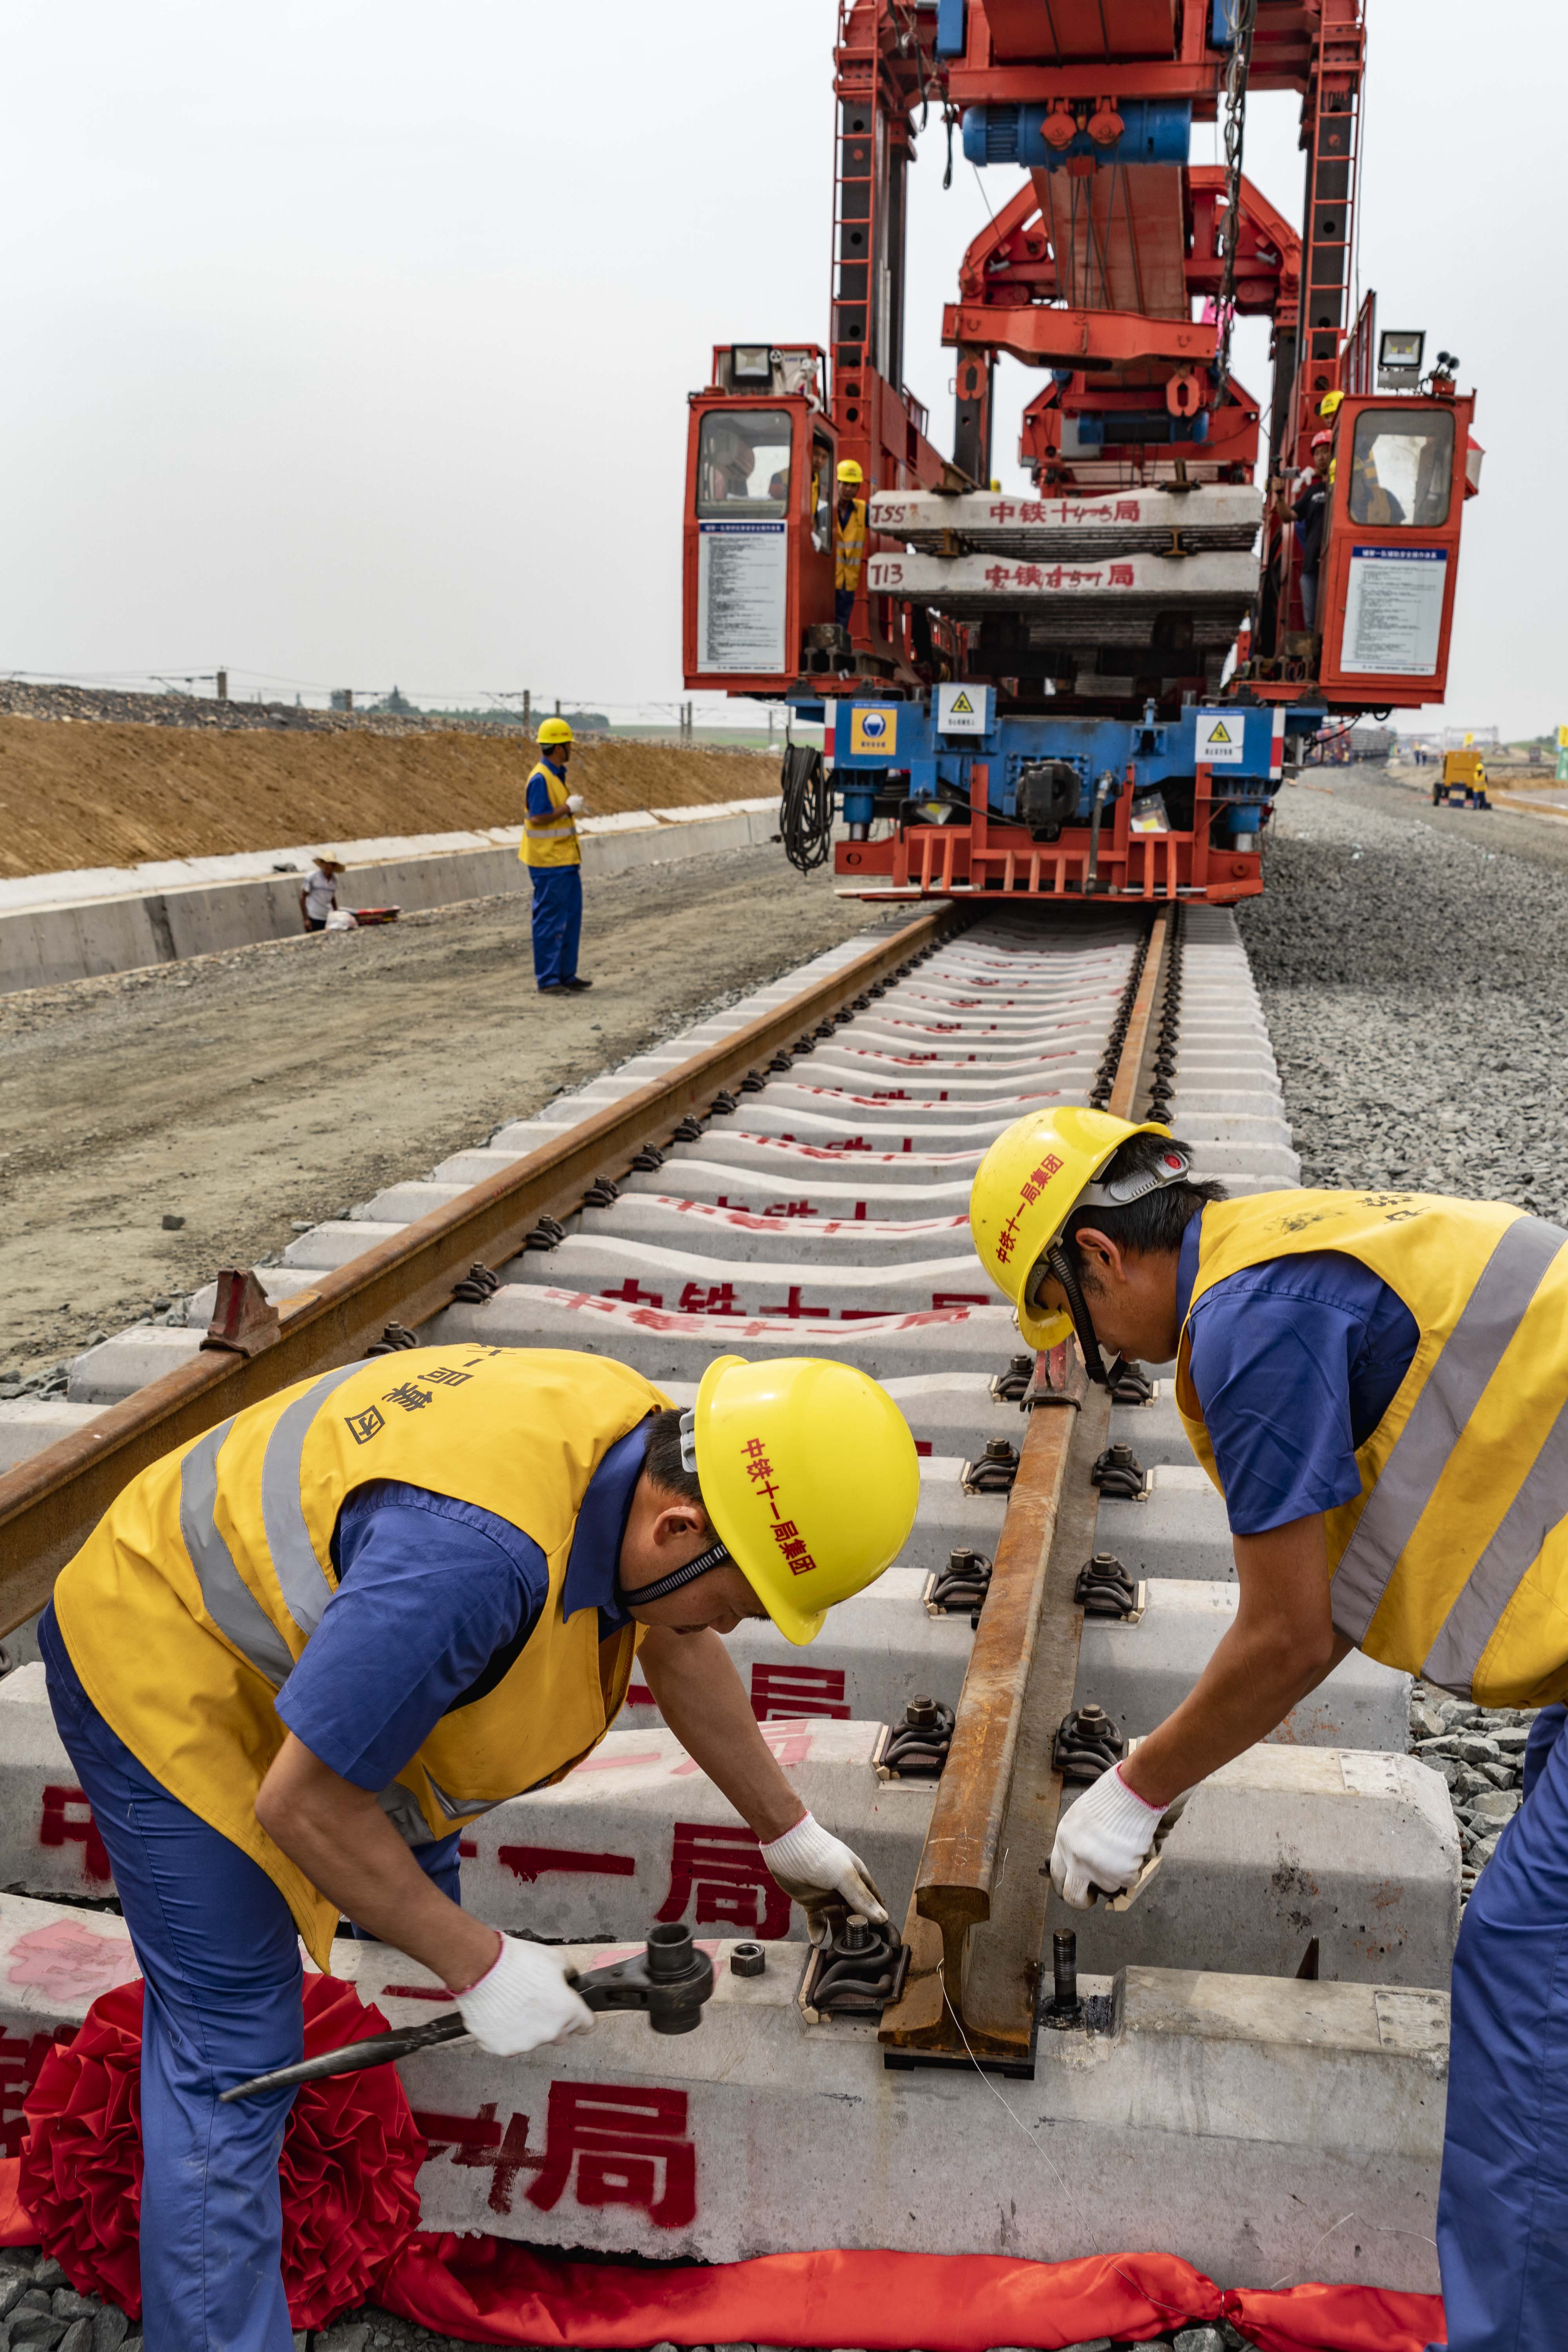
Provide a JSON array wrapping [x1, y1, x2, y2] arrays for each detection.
[[790, 691, 1321, 850]]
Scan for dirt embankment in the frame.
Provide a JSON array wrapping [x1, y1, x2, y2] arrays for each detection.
[[0, 720, 781, 879]]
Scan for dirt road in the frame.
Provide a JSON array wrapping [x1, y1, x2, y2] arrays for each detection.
[[0, 848, 885, 1377]]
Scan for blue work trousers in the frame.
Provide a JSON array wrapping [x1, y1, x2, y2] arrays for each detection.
[[1428, 1702, 1568, 2350], [39, 1605, 458, 2352], [528, 863, 581, 989]]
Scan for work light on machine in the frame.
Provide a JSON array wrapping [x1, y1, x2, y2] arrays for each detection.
[[730, 345, 775, 385], [1377, 328, 1425, 389]]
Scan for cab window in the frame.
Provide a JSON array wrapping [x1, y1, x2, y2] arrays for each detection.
[[1348, 407, 1455, 528], [696, 410, 794, 518]]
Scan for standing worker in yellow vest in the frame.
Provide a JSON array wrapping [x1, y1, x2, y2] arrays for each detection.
[[520, 716, 589, 993], [43, 1347, 918, 2352], [834, 458, 868, 630], [970, 1106, 1568, 2352]]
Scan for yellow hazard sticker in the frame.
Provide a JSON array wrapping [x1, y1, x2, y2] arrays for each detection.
[[849, 707, 899, 757], [1195, 710, 1245, 766]]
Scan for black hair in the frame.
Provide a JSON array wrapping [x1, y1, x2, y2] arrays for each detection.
[[1058, 1131, 1227, 1283], [641, 1406, 706, 1509]]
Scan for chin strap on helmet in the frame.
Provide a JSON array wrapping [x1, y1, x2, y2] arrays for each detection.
[[615, 1406, 733, 1602], [619, 1536, 732, 1610], [1044, 1242, 1127, 1391]]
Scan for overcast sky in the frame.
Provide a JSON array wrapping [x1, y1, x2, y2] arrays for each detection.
[[0, 1, 1559, 733]]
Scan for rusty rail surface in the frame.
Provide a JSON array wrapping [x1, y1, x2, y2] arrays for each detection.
[[880, 907, 1169, 2067], [0, 906, 958, 1632]]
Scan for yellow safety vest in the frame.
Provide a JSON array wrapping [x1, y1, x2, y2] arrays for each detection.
[[519, 760, 581, 869], [835, 498, 868, 591], [1174, 1192, 1568, 1707], [54, 1348, 666, 1966]]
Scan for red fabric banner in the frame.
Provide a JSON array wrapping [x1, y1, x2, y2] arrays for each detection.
[[1225, 2279, 1445, 2352], [381, 2237, 1219, 2348], [0, 2167, 1446, 2351]]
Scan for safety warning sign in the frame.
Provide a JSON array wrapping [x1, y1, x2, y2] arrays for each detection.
[[1194, 710, 1245, 767], [849, 706, 900, 758], [935, 681, 993, 735]]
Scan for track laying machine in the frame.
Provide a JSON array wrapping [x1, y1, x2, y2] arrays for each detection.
[[681, 0, 1481, 905]]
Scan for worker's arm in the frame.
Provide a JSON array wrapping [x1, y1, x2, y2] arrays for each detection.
[[256, 1734, 500, 1990], [637, 1624, 884, 1927], [637, 1625, 803, 1840], [1119, 1512, 1350, 1809]]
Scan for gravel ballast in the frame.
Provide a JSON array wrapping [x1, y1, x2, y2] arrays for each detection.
[[1238, 773, 1567, 1221]]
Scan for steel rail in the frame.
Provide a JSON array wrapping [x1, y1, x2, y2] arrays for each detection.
[[0, 906, 959, 1633], [880, 907, 1170, 2067]]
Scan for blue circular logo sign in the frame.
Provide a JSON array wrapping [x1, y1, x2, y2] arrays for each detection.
[[860, 711, 888, 742]]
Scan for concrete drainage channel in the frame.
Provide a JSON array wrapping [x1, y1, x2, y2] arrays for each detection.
[[0, 902, 1456, 2302]]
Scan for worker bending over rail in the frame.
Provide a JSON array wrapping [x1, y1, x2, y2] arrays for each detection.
[[972, 1107, 1568, 2352], [43, 1347, 917, 2352], [519, 716, 590, 993]]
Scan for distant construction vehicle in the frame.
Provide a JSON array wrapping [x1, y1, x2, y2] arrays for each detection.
[[682, 1, 1481, 906], [1436, 747, 1490, 808]]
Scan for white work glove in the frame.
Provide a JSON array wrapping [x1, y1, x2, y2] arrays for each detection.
[[456, 1934, 594, 2056], [760, 1810, 886, 1942], [1050, 1764, 1165, 1910], [565, 793, 585, 813]]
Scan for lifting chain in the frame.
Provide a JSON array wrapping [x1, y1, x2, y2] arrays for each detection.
[[1214, 0, 1260, 401]]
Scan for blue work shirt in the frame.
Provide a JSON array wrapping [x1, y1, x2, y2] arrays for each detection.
[[1175, 1213, 1419, 1536], [525, 751, 568, 821], [275, 1419, 650, 1791]]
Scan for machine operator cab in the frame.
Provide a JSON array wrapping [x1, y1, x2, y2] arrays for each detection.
[[682, 345, 837, 695], [1315, 379, 1479, 708]]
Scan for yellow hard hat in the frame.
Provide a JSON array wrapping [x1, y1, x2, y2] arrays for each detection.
[[693, 1355, 918, 1645], [968, 1107, 1177, 1349], [836, 459, 864, 485], [1318, 390, 1344, 419], [537, 716, 574, 746]]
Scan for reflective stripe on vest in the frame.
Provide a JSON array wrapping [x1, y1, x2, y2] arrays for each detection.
[[1174, 1191, 1568, 1704], [1421, 1399, 1568, 1697], [261, 1363, 365, 1637], [179, 1417, 296, 1687], [523, 763, 576, 841], [835, 499, 867, 588], [1332, 1214, 1566, 1651], [180, 1362, 364, 1679]]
